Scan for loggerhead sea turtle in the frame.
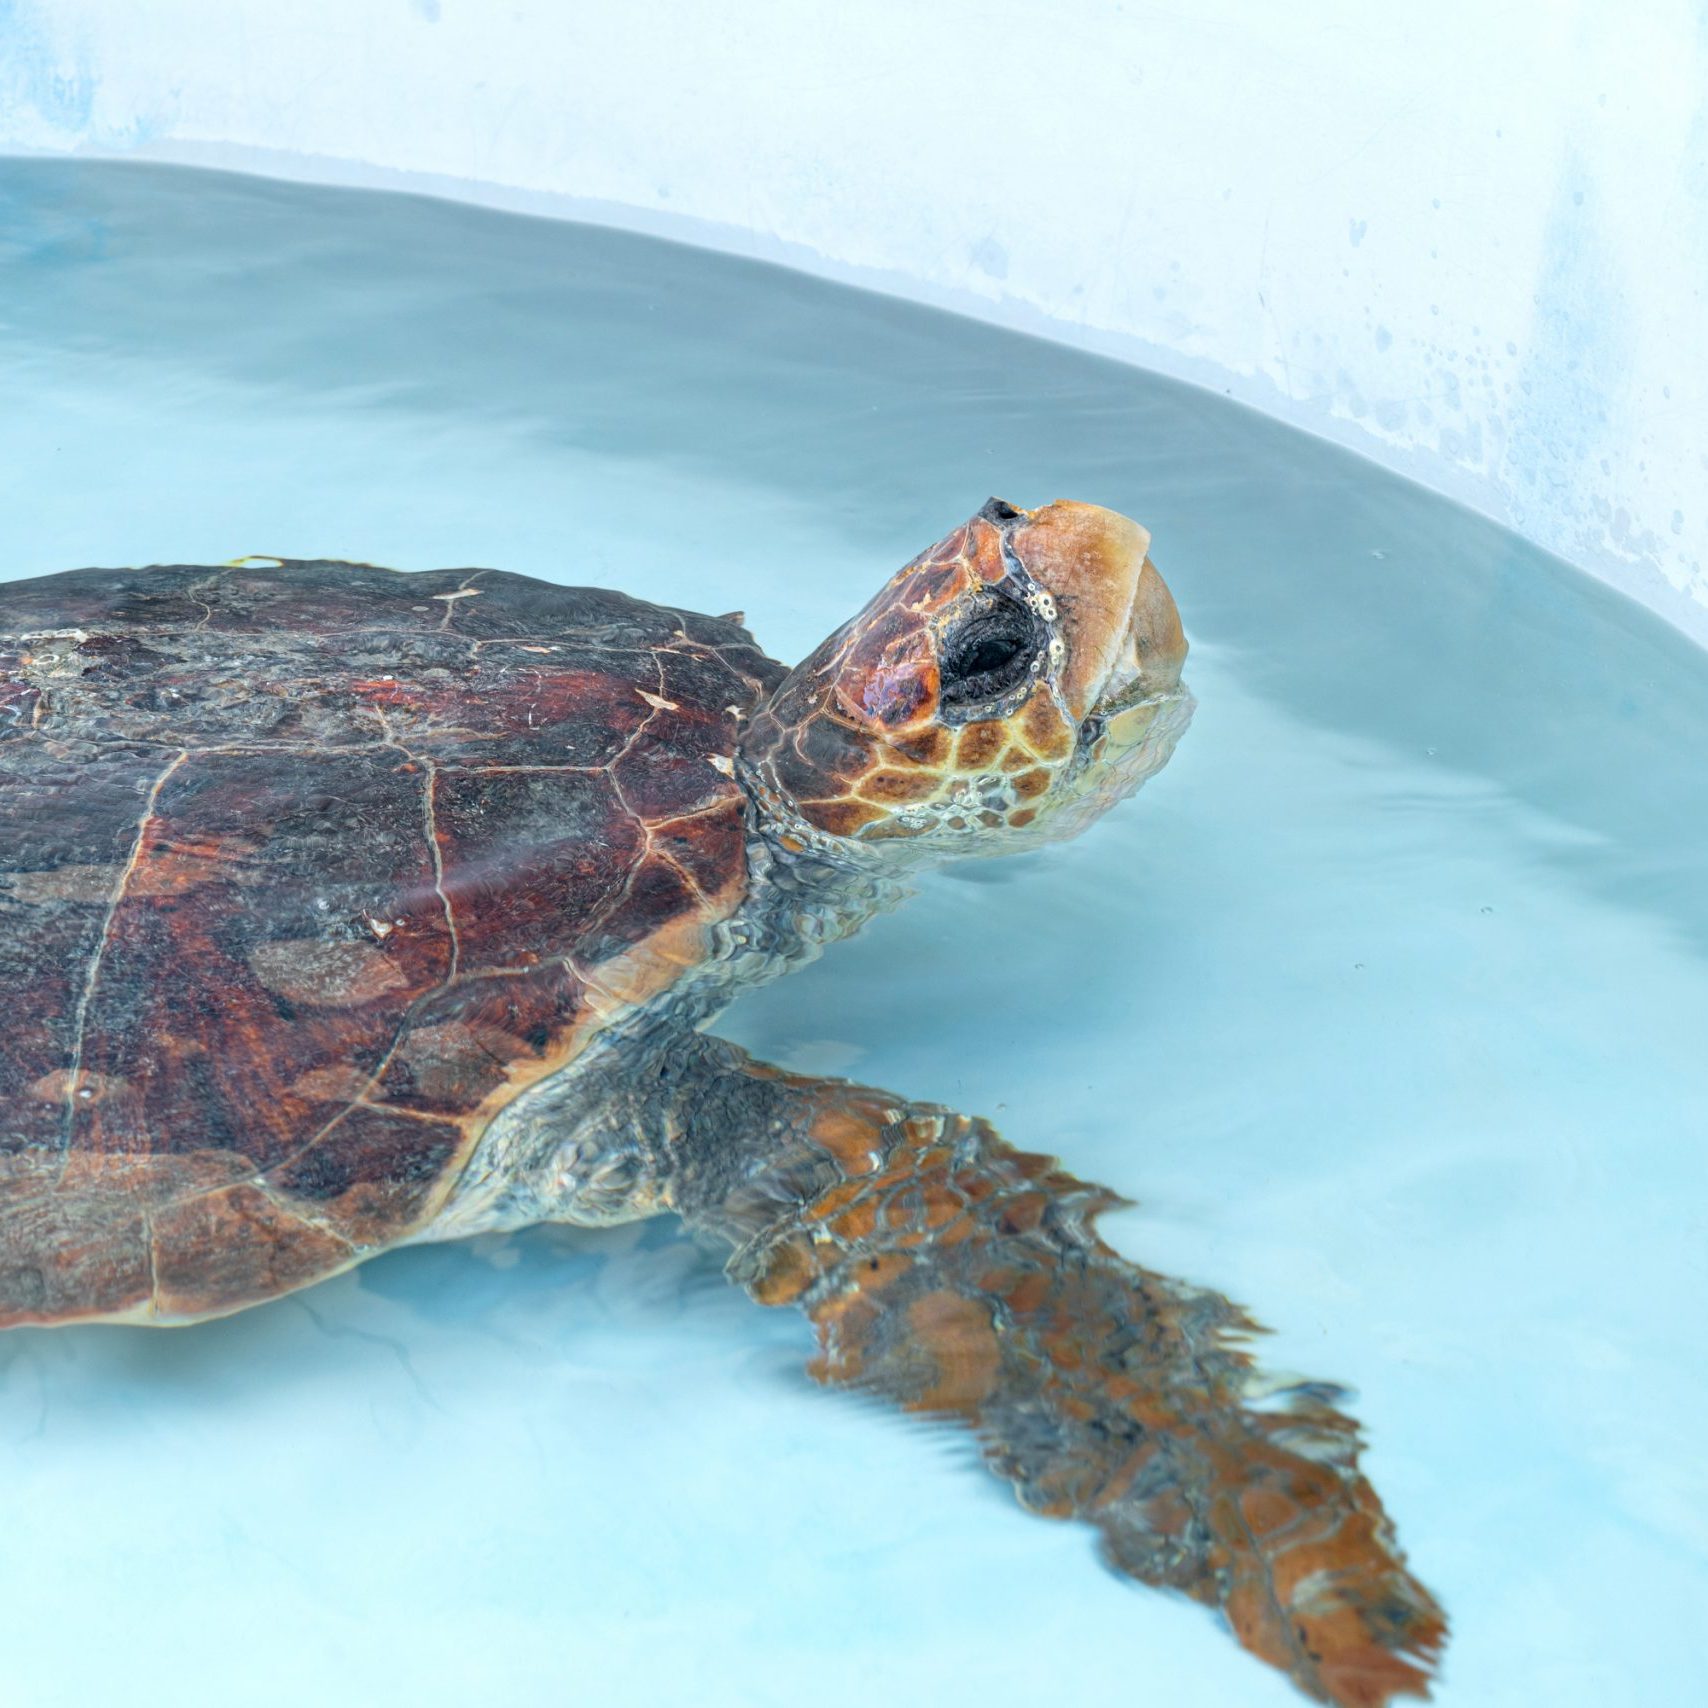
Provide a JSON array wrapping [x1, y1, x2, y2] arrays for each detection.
[[0, 499, 1444, 1705]]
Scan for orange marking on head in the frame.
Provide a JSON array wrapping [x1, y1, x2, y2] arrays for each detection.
[[888, 728, 952, 766], [1020, 694, 1074, 760], [1001, 1270, 1052, 1315], [1241, 1483, 1311, 1540], [803, 798, 886, 837], [861, 768, 943, 804], [812, 1250, 914, 1314], [955, 720, 1006, 770]]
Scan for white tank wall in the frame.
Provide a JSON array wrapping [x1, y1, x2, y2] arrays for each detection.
[[4, 0, 1705, 640]]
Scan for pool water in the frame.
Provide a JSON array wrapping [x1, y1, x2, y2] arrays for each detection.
[[2, 160, 1705, 1708]]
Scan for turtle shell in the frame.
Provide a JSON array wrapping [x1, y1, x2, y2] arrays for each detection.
[[0, 560, 784, 1326]]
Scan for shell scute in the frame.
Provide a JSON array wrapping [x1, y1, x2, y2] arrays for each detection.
[[577, 855, 700, 967], [266, 1106, 467, 1247], [149, 1184, 353, 1320], [0, 742, 186, 1156], [646, 797, 748, 900], [433, 766, 641, 969], [372, 960, 588, 1118], [363, 656, 653, 771], [613, 737, 732, 821]]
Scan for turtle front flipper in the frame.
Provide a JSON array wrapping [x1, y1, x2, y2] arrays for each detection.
[[665, 1042, 1446, 1707]]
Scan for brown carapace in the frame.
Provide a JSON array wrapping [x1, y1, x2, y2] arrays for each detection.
[[0, 560, 782, 1320], [0, 500, 1445, 1705]]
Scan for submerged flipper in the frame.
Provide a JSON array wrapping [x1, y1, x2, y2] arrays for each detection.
[[666, 1044, 1446, 1706]]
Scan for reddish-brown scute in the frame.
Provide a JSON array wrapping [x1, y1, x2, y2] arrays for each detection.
[[0, 559, 785, 1324]]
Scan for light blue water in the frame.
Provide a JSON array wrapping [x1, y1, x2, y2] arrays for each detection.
[[2, 161, 1705, 1708]]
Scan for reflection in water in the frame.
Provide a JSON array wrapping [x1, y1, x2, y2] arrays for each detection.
[[1, 161, 1706, 1708]]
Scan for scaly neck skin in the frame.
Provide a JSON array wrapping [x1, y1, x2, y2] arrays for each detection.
[[693, 758, 916, 1007]]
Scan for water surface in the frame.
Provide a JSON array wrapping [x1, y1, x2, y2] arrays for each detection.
[[2, 160, 1705, 1708]]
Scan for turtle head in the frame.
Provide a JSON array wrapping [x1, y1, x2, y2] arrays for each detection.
[[741, 498, 1192, 859]]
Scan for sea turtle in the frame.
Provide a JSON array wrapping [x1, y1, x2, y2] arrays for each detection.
[[0, 498, 1444, 1704]]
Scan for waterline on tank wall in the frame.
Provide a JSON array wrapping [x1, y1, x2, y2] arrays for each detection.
[[12, 138, 1705, 653]]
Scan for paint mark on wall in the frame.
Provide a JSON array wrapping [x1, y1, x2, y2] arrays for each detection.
[[1504, 149, 1666, 577], [0, 0, 95, 140], [969, 234, 1009, 281]]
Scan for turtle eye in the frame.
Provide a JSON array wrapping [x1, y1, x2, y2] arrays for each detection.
[[939, 594, 1046, 713]]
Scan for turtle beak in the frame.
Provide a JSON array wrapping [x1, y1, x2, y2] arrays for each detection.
[[1003, 500, 1188, 718], [1095, 551, 1188, 710]]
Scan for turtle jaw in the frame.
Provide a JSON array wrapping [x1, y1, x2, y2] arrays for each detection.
[[1058, 679, 1196, 841], [1078, 553, 1192, 764], [1092, 550, 1189, 711], [1002, 502, 1193, 843]]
